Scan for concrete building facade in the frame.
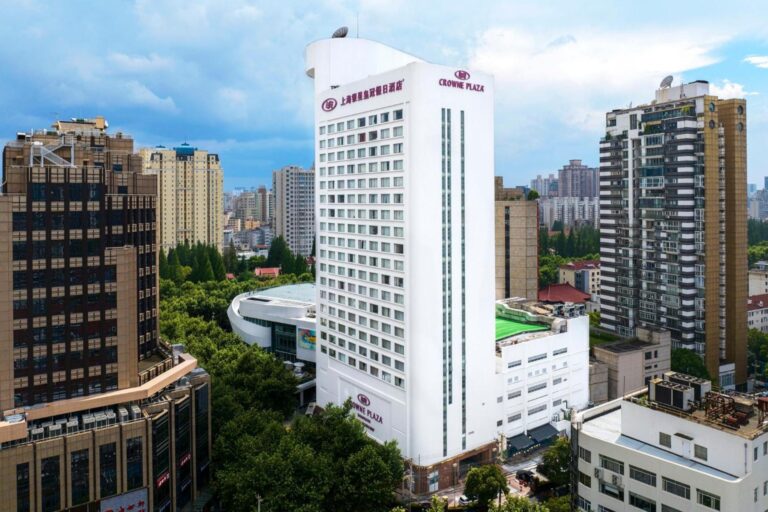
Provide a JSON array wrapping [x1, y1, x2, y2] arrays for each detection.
[[573, 373, 768, 512], [140, 144, 223, 252], [539, 196, 599, 228], [273, 166, 315, 256], [598, 80, 748, 388]]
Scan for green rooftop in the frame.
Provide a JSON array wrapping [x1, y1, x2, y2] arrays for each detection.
[[495, 317, 548, 341]]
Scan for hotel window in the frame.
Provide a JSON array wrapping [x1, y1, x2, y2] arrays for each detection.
[[528, 353, 547, 363], [528, 404, 546, 415], [394, 109, 403, 120], [576, 497, 591, 511], [628, 492, 655, 512], [528, 382, 547, 393], [357, 117, 366, 127], [393, 143, 403, 153], [660, 506, 682, 512], [126, 437, 143, 490], [578, 446, 591, 463], [381, 112, 390, 122], [368, 115, 377, 125], [694, 444, 707, 461], [16, 463, 30, 512], [381, 128, 391, 139], [696, 489, 720, 510], [41, 456, 61, 512], [507, 390, 521, 399], [599, 482, 623, 501], [629, 466, 656, 487], [507, 413, 521, 422], [659, 432, 671, 448], [579, 471, 592, 487], [71, 449, 90, 505], [599, 455, 624, 475], [319, 126, 326, 135]]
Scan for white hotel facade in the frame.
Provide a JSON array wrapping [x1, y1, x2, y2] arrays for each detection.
[[306, 36, 590, 493], [306, 37, 499, 487]]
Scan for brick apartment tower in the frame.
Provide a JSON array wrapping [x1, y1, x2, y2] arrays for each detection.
[[598, 81, 747, 387], [494, 177, 539, 300], [2, 117, 158, 409]]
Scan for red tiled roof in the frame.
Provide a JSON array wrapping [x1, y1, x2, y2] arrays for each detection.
[[538, 283, 591, 303], [559, 260, 600, 271], [254, 267, 281, 277], [748, 294, 768, 311]]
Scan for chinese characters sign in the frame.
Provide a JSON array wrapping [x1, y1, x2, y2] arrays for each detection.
[[100, 488, 148, 512], [321, 79, 405, 112]]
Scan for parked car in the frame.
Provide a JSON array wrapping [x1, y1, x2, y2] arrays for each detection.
[[458, 495, 472, 505]]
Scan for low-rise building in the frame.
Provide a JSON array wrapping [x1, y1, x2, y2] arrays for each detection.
[[748, 294, 768, 333], [592, 326, 672, 400], [573, 372, 768, 512], [589, 359, 609, 405], [228, 283, 316, 365], [559, 260, 600, 296], [494, 299, 590, 455], [538, 283, 591, 305], [750, 268, 768, 296]]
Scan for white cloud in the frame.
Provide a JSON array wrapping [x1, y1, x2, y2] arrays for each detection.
[[108, 52, 173, 73], [123, 81, 177, 112], [744, 55, 768, 69], [709, 79, 757, 99]]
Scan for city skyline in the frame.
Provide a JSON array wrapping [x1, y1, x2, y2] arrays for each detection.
[[1, 0, 768, 190]]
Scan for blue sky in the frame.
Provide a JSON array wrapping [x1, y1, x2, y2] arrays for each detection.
[[1, 0, 768, 190]]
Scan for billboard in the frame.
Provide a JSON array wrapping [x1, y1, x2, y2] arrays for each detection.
[[297, 328, 316, 350], [100, 488, 148, 512]]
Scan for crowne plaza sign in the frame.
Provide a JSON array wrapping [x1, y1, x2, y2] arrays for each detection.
[[438, 69, 485, 92]]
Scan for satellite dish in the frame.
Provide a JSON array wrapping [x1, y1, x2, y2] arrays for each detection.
[[660, 75, 674, 89], [332, 26, 348, 38]]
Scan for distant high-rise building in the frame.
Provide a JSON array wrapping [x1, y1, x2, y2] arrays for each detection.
[[495, 177, 538, 300], [599, 80, 747, 387], [558, 159, 598, 198], [272, 165, 314, 256], [0, 118, 211, 512], [748, 182, 757, 196], [539, 196, 600, 228], [255, 185, 273, 223], [140, 144, 223, 251], [530, 173, 558, 197]]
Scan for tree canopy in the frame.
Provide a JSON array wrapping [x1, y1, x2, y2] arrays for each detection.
[[464, 464, 508, 512], [671, 348, 710, 380], [537, 436, 571, 488], [490, 496, 550, 512]]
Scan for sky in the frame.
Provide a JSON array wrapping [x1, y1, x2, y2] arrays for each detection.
[[1, 0, 768, 191]]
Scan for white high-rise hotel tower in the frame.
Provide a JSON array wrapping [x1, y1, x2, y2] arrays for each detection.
[[306, 35, 498, 478]]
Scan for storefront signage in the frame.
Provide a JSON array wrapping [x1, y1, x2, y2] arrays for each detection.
[[100, 488, 148, 512], [155, 471, 170, 488]]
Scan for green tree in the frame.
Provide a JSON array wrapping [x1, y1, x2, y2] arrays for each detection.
[[551, 220, 564, 232], [159, 248, 168, 279], [464, 464, 508, 512], [209, 246, 226, 280], [428, 495, 447, 512], [671, 348, 711, 380], [542, 496, 569, 512], [266, 236, 293, 269], [199, 254, 215, 282], [537, 436, 570, 487], [167, 249, 183, 284], [223, 241, 238, 273], [490, 496, 550, 511], [527, 190, 539, 200]]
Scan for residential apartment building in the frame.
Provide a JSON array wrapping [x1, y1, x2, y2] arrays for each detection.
[[255, 185, 273, 224], [748, 294, 768, 333], [573, 373, 768, 512], [539, 196, 599, 228], [273, 165, 315, 256], [139, 144, 223, 251], [598, 80, 748, 387], [560, 260, 600, 296], [558, 159, 598, 198], [495, 177, 538, 300], [749, 267, 768, 295], [530, 173, 558, 198], [0, 118, 211, 512]]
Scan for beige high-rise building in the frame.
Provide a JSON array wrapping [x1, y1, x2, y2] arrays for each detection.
[[599, 79, 747, 387], [140, 144, 223, 251], [273, 165, 314, 256], [494, 177, 539, 300]]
